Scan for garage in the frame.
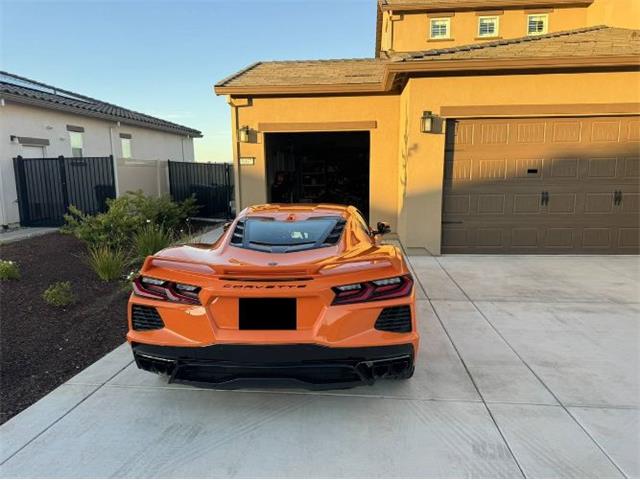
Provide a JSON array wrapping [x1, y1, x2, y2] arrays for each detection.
[[442, 116, 640, 254], [264, 131, 370, 219]]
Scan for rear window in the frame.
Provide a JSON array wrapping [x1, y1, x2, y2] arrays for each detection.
[[231, 216, 345, 252]]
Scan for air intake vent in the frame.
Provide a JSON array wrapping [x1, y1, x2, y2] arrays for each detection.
[[230, 220, 245, 246], [375, 306, 412, 333], [324, 219, 346, 245], [132, 305, 165, 331]]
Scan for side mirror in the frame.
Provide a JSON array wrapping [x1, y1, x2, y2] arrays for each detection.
[[223, 221, 232, 232], [376, 221, 391, 235]]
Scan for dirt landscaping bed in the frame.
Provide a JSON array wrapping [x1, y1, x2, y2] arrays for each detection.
[[0, 232, 129, 425]]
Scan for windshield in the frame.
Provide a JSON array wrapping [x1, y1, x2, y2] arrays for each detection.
[[233, 216, 344, 252]]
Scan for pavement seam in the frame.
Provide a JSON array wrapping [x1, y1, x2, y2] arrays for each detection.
[[432, 256, 629, 479], [404, 254, 527, 478], [0, 360, 133, 466]]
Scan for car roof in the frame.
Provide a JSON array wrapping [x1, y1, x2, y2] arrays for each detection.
[[242, 204, 355, 219]]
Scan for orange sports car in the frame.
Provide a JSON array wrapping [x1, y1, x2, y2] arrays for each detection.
[[127, 204, 419, 389]]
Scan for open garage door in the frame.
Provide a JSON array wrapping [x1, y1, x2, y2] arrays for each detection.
[[265, 131, 370, 219], [442, 116, 639, 254]]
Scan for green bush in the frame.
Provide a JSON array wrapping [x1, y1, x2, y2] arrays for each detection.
[[0, 260, 20, 281], [43, 281, 76, 307], [133, 224, 174, 260], [88, 245, 127, 281], [62, 191, 198, 250]]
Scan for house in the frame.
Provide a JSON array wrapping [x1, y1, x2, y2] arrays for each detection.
[[215, 0, 639, 255], [1, 71, 202, 227]]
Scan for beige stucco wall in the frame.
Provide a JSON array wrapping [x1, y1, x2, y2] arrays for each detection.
[[232, 94, 401, 231], [0, 102, 195, 225], [399, 70, 640, 253], [389, 6, 588, 52], [588, 0, 640, 29], [380, 0, 639, 54]]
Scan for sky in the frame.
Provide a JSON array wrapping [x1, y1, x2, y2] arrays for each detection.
[[1, 0, 376, 162]]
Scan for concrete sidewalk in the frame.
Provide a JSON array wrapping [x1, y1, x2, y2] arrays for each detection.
[[1, 250, 638, 477]]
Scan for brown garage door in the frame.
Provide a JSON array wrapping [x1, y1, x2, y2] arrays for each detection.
[[442, 116, 640, 254]]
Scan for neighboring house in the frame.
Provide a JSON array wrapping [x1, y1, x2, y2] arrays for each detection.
[[215, 0, 640, 255], [1, 71, 202, 227]]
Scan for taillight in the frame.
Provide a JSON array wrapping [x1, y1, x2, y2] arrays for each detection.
[[331, 275, 413, 305], [133, 277, 201, 305]]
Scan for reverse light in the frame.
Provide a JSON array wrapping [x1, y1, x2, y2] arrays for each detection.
[[332, 275, 413, 305], [133, 276, 201, 305]]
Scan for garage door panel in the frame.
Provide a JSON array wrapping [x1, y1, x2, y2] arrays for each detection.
[[582, 228, 613, 249], [442, 116, 639, 254], [551, 121, 583, 143], [584, 193, 615, 214], [619, 228, 640, 249]]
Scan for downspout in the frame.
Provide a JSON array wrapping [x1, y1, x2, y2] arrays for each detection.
[[229, 95, 242, 213], [109, 122, 120, 196], [0, 97, 8, 227]]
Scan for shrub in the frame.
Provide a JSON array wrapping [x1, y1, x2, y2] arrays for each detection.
[[88, 245, 127, 281], [0, 260, 20, 281], [133, 224, 173, 260], [43, 281, 76, 307], [62, 191, 198, 250]]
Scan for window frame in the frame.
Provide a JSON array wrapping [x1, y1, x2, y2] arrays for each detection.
[[429, 17, 452, 40], [477, 15, 500, 38], [120, 135, 132, 159], [527, 13, 549, 36], [69, 130, 84, 158]]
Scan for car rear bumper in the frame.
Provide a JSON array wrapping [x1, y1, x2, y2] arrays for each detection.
[[131, 342, 414, 390]]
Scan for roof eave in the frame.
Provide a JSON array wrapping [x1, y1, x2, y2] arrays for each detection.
[[380, 0, 594, 12], [214, 82, 388, 96], [2, 93, 203, 138], [387, 55, 640, 74], [214, 55, 639, 96]]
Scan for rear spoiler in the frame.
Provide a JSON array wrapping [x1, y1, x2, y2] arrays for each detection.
[[141, 251, 402, 278]]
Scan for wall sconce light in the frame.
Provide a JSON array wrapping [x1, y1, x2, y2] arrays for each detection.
[[420, 111, 436, 133], [238, 125, 250, 143]]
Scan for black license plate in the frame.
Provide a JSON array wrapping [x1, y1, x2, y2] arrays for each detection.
[[239, 298, 297, 330]]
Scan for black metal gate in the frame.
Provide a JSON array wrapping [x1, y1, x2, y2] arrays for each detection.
[[168, 161, 233, 219], [13, 155, 116, 227]]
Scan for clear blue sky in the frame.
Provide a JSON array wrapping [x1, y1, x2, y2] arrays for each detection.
[[1, 0, 376, 162]]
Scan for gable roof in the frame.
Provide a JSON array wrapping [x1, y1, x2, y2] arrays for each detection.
[[215, 26, 639, 96], [215, 59, 389, 94], [0, 71, 202, 137], [379, 0, 593, 12]]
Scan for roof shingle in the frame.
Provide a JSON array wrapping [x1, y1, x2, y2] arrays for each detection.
[[390, 26, 640, 61], [1, 71, 202, 137], [215, 27, 640, 94]]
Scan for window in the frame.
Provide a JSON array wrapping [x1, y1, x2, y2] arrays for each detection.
[[478, 16, 499, 38], [429, 18, 451, 40], [120, 133, 132, 158], [238, 216, 343, 252], [69, 131, 83, 157], [527, 14, 548, 36]]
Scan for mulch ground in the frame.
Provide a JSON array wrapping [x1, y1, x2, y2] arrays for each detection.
[[0, 232, 129, 425]]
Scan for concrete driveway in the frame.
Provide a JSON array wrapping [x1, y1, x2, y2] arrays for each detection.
[[1, 252, 638, 478]]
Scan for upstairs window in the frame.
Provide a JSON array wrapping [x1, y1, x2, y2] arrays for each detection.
[[527, 14, 548, 36], [120, 133, 132, 158], [67, 129, 84, 157], [478, 16, 499, 38], [429, 18, 451, 40]]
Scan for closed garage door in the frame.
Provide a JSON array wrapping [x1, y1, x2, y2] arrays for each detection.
[[442, 116, 639, 254]]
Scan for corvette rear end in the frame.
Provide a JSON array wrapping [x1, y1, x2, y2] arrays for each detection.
[[127, 204, 419, 390]]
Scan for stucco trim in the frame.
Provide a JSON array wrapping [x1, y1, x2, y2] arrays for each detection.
[[379, 0, 593, 12], [258, 121, 378, 132], [440, 103, 640, 117]]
